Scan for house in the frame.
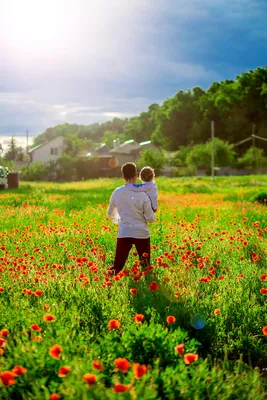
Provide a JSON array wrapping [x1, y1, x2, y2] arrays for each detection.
[[109, 139, 140, 165], [28, 136, 64, 163], [108, 139, 158, 166]]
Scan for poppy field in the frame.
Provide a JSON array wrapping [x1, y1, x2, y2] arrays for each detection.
[[0, 176, 267, 399]]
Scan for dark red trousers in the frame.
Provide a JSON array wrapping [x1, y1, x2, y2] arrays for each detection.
[[111, 237, 150, 275]]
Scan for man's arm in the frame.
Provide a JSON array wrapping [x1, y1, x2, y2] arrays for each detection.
[[107, 192, 120, 224], [143, 197, 156, 223]]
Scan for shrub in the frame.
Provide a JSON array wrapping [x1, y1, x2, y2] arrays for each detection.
[[20, 161, 51, 181], [237, 147, 267, 169], [186, 138, 236, 172], [253, 192, 267, 205], [137, 148, 168, 175]]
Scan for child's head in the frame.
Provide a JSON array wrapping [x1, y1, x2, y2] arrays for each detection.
[[140, 166, 155, 182]]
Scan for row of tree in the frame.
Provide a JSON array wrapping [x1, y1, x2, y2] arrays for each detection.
[[31, 67, 267, 154]]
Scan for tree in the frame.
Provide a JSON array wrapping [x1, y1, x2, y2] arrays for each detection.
[[64, 134, 84, 157], [124, 104, 160, 143], [30, 67, 267, 156], [102, 130, 126, 148], [5, 136, 18, 161], [137, 148, 168, 175], [56, 153, 76, 180]]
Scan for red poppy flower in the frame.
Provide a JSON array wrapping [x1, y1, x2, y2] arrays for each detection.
[[0, 329, 9, 337], [184, 353, 199, 364], [58, 366, 71, 377], [133, 363, 147, 379], [49, 344, 62, 360], [133, 314, 144, 324], [260, 274, 266, 281], [108, 319, 121, 329], [82, 373, 97, 385], [149, 281, 159, 291], [0, 371, 16, 386], [34, 290, 43, 296], [0, 288, 5, 293], [114, 358, 131, 373], [142, 252, 149, 258], [12, 366, 27, 376], [260, 288, 267, 295], [92, 360, 103, 371], [43, 314, 56, 322], [31, 324, 42, 332], [214, 309, 221, 315], [50, 394, 60, 400], [174, 344, 185, 356], [262, 326, 267, 336], [166, 315, 176, 325], [32, 335, 42, 342], [113, 383, 131, 393], [0, 338, 6, 348], [130, 288, 137, 295]]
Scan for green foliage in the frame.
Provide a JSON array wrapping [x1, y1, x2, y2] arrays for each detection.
[[171, 146, 194, 167], [20, 161, 52, 181], [124, 104, 160, 143], [137, 148, 168, 175], [33, 119, 127, 148], [0, 157, 17, 172], [237, 147, 267, 169], [30, 67, 267, 168], [185, 139, 236, 172], [101, 130, 126, 148], [64, 134, 84, 157], [253, 192, 267, 205], [4, 136, 24, 162]]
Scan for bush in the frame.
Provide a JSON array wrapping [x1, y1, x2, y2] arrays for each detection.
[[253, 192, 267, 205], [237, 147, 267, 169], [20, 161, 52, 181], [170, 146, 193, 167], [137, 148, 168, 175], [186, 139, 236, 173], [56, 153, 76, 181]]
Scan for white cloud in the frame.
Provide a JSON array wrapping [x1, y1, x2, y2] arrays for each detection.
[[0, 0, 265, 134]]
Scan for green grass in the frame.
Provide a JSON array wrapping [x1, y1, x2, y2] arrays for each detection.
[[0, 176, 266, 399]]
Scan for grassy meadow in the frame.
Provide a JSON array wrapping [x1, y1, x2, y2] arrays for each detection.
[[0, 175, 267, 399]]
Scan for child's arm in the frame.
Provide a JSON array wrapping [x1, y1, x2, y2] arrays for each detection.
[[128, 182, 154, 192]]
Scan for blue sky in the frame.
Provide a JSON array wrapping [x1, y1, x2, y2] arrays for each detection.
[[0, 0, 267, 137]]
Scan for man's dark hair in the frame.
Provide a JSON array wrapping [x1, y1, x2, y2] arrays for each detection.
[[121, 162, 137, 180]]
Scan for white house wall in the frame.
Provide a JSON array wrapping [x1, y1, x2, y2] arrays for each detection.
[[31, 137, 64, 163]]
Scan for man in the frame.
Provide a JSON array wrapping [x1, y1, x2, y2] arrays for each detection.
[[107, 162, 156, 275]]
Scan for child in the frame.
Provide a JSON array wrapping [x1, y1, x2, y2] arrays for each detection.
[[128, 166, 158, 212]]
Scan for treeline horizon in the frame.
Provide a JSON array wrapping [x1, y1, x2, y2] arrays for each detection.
[[33, 66, 267, 154]]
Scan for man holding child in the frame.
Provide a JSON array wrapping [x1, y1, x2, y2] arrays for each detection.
[[107, 162, 158, 275]]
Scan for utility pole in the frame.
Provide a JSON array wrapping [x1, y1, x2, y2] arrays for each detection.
[[211, 120, 215, 183], [252, 123, 256, 169], [26, 129, 29, 164]]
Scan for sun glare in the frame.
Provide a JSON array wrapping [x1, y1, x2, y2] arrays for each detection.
[[3, 0, 75, 57]]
